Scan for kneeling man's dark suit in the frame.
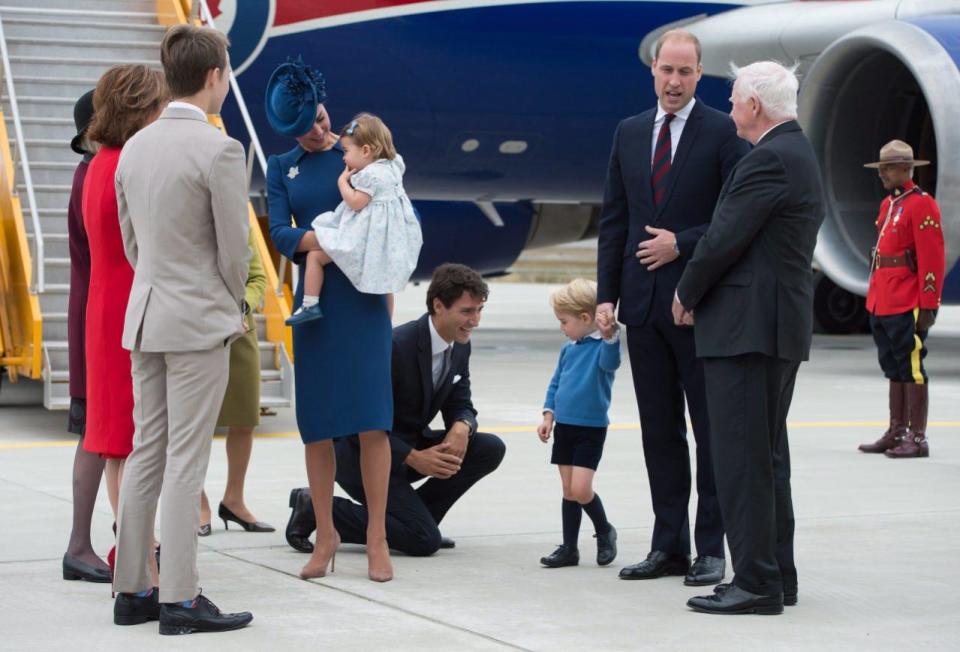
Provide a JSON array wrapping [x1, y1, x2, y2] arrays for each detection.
[[333, 313, 506, 556]]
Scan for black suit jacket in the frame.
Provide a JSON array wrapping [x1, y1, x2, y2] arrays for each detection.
[[386, 313, 478, 468], [676, 121, 825, 361], [597, 98, 749, 325]]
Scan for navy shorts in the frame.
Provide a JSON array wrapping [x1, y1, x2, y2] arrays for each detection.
[[550, 422, 607, 470]]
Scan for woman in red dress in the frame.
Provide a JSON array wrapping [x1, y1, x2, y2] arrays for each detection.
[[81, 65, 168, 572]]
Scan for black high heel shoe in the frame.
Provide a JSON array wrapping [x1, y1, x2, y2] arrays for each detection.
[[218, 503, 275, 533]]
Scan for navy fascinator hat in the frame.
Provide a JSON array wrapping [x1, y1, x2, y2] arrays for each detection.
[[264, 56, 328, 138]]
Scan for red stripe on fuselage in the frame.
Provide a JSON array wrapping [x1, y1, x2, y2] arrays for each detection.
[[275, 0, 429, 26]]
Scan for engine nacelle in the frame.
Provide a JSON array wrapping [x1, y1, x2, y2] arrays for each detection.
[[799, 17, 960, 297]]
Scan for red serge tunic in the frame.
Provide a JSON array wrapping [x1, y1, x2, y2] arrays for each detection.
[[866, 181, 945, 316], [81, 147, 134, 458]]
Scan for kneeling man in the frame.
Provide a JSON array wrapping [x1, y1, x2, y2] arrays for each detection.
[[286, 263, 506, 555]]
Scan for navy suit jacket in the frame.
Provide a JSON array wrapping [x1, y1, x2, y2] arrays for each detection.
[[677, 121, 825, 362], [597, 98, 749, 325], [386, 313, 478, 468]]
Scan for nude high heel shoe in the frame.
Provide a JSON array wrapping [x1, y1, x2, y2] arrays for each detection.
[[299, 533, 339, 579], [367, 539, 393, 583]]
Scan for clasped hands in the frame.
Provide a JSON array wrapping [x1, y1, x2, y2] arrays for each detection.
[[405, 421, 470, 479]]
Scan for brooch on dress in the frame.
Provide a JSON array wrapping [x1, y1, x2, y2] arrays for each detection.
[[287, 165, 300, 180]]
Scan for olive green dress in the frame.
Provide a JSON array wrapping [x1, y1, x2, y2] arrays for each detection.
[[216, 230, 267, 427]]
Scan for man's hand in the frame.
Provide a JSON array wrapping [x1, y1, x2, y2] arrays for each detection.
[[406, 443, 462, 479], [596, 302, 616, 332], [537, 413, 554, 443], [672, 292, 694, 327], [916, 309, 937, 332], [442, 421, 470, 460], [637, 226, 679, 270]]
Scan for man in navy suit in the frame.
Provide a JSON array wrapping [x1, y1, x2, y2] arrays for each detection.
[[595, 29, 749, 586], [285, 264, 506, 556]]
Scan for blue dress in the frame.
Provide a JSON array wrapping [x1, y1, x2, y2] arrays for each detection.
[[267, 143, 393, 443]]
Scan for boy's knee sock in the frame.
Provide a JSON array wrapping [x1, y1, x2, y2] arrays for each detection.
[[581, 493, 610, 535], [562, 499, 582, 549]]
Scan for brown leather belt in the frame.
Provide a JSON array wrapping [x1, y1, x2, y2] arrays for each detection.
[[874, 252, 915, 270]]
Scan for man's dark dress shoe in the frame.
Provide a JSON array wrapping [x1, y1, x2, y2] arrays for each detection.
[[619, 551, 690, 580], [687, 583, 783, 615], [594, 525, 617, 566], [63, 553, 111, 583], [439, 536, 456, 549], [714, 582, 797, 606], [219, 502, 275, 533], [286, 487, 316, 553], [684, 555, 725, 586], [159, 594, 253, 635], [540, 544, 579, 568], [114, 589, 160, 625]]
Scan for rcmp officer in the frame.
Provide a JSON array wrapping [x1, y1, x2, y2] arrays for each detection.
[[859, 140, 945, 458]]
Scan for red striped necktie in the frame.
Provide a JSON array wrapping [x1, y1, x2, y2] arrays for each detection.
[[651, 113, 676, 207]]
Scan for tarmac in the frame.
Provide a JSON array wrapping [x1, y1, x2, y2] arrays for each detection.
[[1, 283, 958, 651]]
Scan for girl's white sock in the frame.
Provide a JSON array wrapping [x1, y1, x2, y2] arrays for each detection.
[[302, 295, 319, 308]]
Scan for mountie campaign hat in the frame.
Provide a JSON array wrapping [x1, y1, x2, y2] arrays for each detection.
[[863, 139, 930, 168], [264, 56, 327, 138], [70, 89, 95, 155]]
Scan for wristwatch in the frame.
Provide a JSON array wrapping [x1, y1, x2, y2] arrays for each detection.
[[672, 238, 680, 256], [456, 418, 474, 436]]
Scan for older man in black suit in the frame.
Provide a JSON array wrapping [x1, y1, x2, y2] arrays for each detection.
[[674, 61, 825, 615], [286, 264, 506, 556], [596, 28, 749, 586]]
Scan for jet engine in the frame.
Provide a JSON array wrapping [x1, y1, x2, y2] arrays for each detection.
[[800, 17, 960, 330]]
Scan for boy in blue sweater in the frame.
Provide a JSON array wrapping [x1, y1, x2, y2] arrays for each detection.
[[538, 279, 621, 568]]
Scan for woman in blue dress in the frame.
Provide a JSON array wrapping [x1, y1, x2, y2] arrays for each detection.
[[265, 60, 393, 582]]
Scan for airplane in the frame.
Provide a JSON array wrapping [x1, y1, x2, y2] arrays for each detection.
[[208, 0, 960, 333]]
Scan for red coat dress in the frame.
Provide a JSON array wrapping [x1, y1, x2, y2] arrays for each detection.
[[81, 147, 134, 458]]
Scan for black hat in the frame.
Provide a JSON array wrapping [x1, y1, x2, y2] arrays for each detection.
[[71, 89, 95, 155]]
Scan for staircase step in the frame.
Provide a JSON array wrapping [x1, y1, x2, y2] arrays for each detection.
[[16, 182, 71, 210], [10, 55, 160, 79], [10, 76, 100, 98], [5, 115, 75, 140], [42, 256, 69, 285], [0, 3, 165, 19], [16, 160, 78, 186], [38, 284, 68, 313], [1, 16, 165, 42], [6, 36, 161, 60], [1, 95, 75, 118], [10, 135, 76, 160], [27, 232, 68, 258]]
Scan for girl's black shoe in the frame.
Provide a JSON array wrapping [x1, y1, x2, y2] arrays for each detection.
[[540, 544, 579, 568]]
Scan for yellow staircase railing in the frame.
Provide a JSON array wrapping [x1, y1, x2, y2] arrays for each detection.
[[0, 110, 41, 381]]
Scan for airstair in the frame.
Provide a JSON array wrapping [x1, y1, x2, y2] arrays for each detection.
[[0, 0, 293, 411]]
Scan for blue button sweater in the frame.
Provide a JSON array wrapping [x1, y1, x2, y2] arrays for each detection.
[[543, 334, 621, 428]]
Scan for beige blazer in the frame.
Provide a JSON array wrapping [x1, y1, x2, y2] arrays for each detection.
[[117, 105, 250, 352]]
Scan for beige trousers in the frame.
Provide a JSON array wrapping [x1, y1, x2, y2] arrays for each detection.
[[113, 345, 230, 603]]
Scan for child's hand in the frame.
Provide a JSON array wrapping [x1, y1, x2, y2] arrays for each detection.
[[339, 165, 353, 182], [537, 415, 553, 442], [598, 319, 618, 340]]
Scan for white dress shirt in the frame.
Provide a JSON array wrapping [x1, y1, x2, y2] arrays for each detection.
[[651, 98, 696, 164], [428, 316, 453, 387], [167, 101, 207, 120], [756, 119, 791, 145]]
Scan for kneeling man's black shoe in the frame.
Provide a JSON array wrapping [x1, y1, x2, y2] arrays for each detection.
[[114, 589, 160, 625], [687, 584, 783, 615], [159, 594, 253, 635], [286, 487, 316, 554], [439, 536, 456, 549], [540, 544, 579, 568], [619, 551, 689, 580], [594, 525, 617, 566], [684, 555, 725, 586]]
